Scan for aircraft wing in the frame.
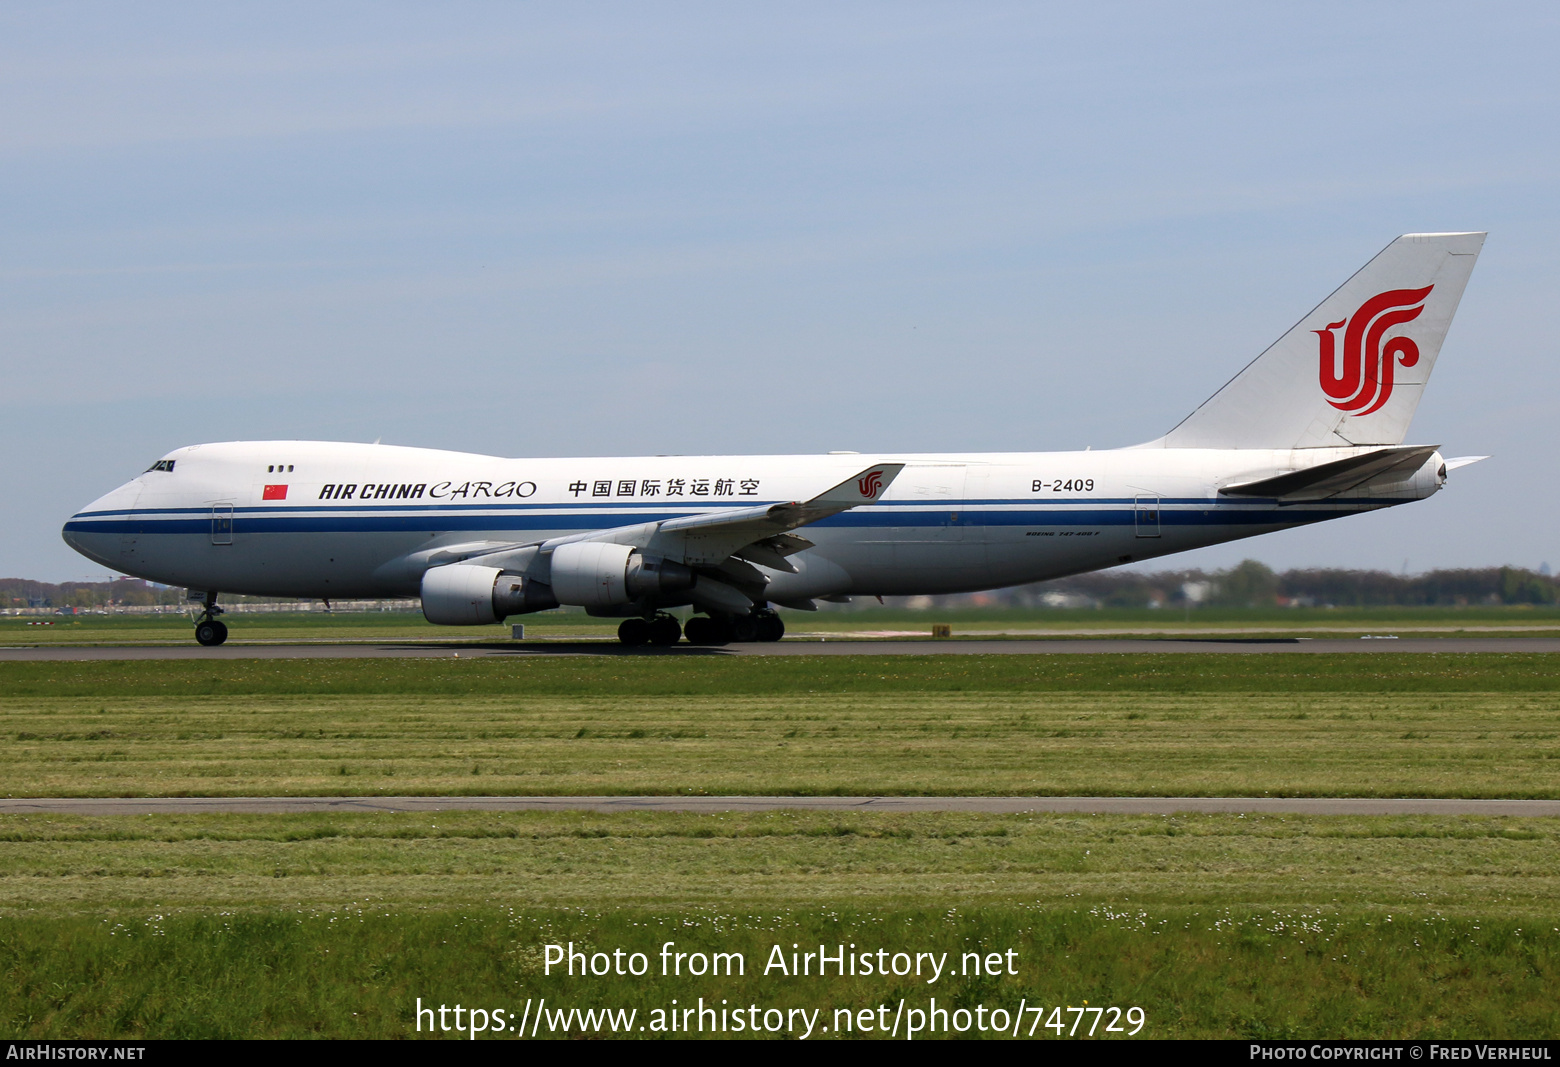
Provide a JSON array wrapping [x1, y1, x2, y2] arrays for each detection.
[[645, 462, 905, 567], [1219, 445, 1439, 503], [442, 464, 902, 597]]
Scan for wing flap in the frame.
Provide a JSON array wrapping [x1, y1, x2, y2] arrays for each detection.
[[732, 538, 805, 573]]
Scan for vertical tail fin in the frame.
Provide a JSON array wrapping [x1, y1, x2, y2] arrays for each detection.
[[1157, 232, 1484, 449]]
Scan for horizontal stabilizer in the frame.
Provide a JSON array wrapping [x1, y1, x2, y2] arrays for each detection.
[[1444, 455, 1489, 471], [1219, 445, 1439, 502]]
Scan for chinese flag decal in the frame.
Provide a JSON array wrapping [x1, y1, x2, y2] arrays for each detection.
[[263, 484, 288, 500]]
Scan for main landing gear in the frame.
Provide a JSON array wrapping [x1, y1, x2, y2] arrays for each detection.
[[193, 591, 228, 646], [683, 609, 785, 646], [617, 613, 683, 647], [615, 609, 786, 646]]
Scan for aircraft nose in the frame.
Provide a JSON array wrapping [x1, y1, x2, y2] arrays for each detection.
[[61, 481, 143, 567]]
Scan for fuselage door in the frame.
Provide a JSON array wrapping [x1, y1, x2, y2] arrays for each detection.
[[211, 503, 234, 546], [1133, 495, 1161, 538]]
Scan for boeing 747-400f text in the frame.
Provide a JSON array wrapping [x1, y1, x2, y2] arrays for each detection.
[[64, 233, 1487, 646]]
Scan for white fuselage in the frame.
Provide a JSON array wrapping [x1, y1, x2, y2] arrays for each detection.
[[62, 440, 1444, 604]]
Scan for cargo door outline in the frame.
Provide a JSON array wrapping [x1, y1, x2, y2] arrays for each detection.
[[879, 464, 967, 578], [118, 484, 146, 561], [211, 503, 234, 545], [908, 464, 968, 545]]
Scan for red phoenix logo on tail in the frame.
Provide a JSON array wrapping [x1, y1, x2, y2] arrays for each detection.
[[857, 470, 885, 498], [1316, 285, 1433, 416]]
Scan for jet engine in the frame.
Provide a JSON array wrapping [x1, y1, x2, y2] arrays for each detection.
[[549, 542, 695, 608], [420, 564, 557, 625]]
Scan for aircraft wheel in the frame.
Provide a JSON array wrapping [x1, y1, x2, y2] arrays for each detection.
[[618, 617, 651, 646], [648, 615, 682, 646], [729, 614, 760, 642], [755, 611, 785, 642], [683, 616, 730, 646], [195, 620, 228, 647]]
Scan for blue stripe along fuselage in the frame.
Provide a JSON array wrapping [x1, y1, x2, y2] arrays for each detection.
[[64, 497, 1385, 536]]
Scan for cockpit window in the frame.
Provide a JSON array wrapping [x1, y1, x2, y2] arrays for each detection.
[[144, 459, 176, 473]]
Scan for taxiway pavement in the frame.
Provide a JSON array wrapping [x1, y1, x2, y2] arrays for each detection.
[[3, 796, 1557, 816], [3, 637, 1559, 660]]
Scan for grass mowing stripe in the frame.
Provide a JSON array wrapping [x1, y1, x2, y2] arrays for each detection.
[[6, 692, 1560, 797], [2, 652, 1558, 697], [2, 811, 1557, 915]]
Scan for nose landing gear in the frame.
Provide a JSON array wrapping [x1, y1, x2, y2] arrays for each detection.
[[193, 592, 228, 646]]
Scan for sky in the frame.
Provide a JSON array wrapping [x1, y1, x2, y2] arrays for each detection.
[[3, 2, 1557, 581]]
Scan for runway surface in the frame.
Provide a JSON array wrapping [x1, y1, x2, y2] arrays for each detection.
[[3, 636, 1559, 660], [5, 796, 1558, 816]]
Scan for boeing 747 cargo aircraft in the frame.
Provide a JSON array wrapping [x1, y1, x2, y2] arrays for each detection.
[[64, 233, 1486, 646]]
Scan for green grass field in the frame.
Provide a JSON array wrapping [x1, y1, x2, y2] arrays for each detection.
[[1, 652, 1557, 1038], [2, 812, 1557, 1038], [8, 904, 1556, 1039], [1, 655, 1558, 797]]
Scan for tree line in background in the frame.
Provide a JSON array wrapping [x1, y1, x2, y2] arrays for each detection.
[[0, 580, 307, 611], [4, 562, 1558, 613], [914, 561, 1559, 611], [1, 578, 188, 610]]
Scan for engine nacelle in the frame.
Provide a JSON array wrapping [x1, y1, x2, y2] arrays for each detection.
[[550, 542, 695, 607], [421, 563, 557, 625]]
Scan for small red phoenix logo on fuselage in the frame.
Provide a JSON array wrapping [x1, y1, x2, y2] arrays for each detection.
[[1316, 285, 1433, 416], [858, 470, 884, 497]]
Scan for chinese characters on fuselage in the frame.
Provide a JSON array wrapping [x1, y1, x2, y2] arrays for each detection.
[[568, 478, 762, 498], [312, 477, 762, 502]]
